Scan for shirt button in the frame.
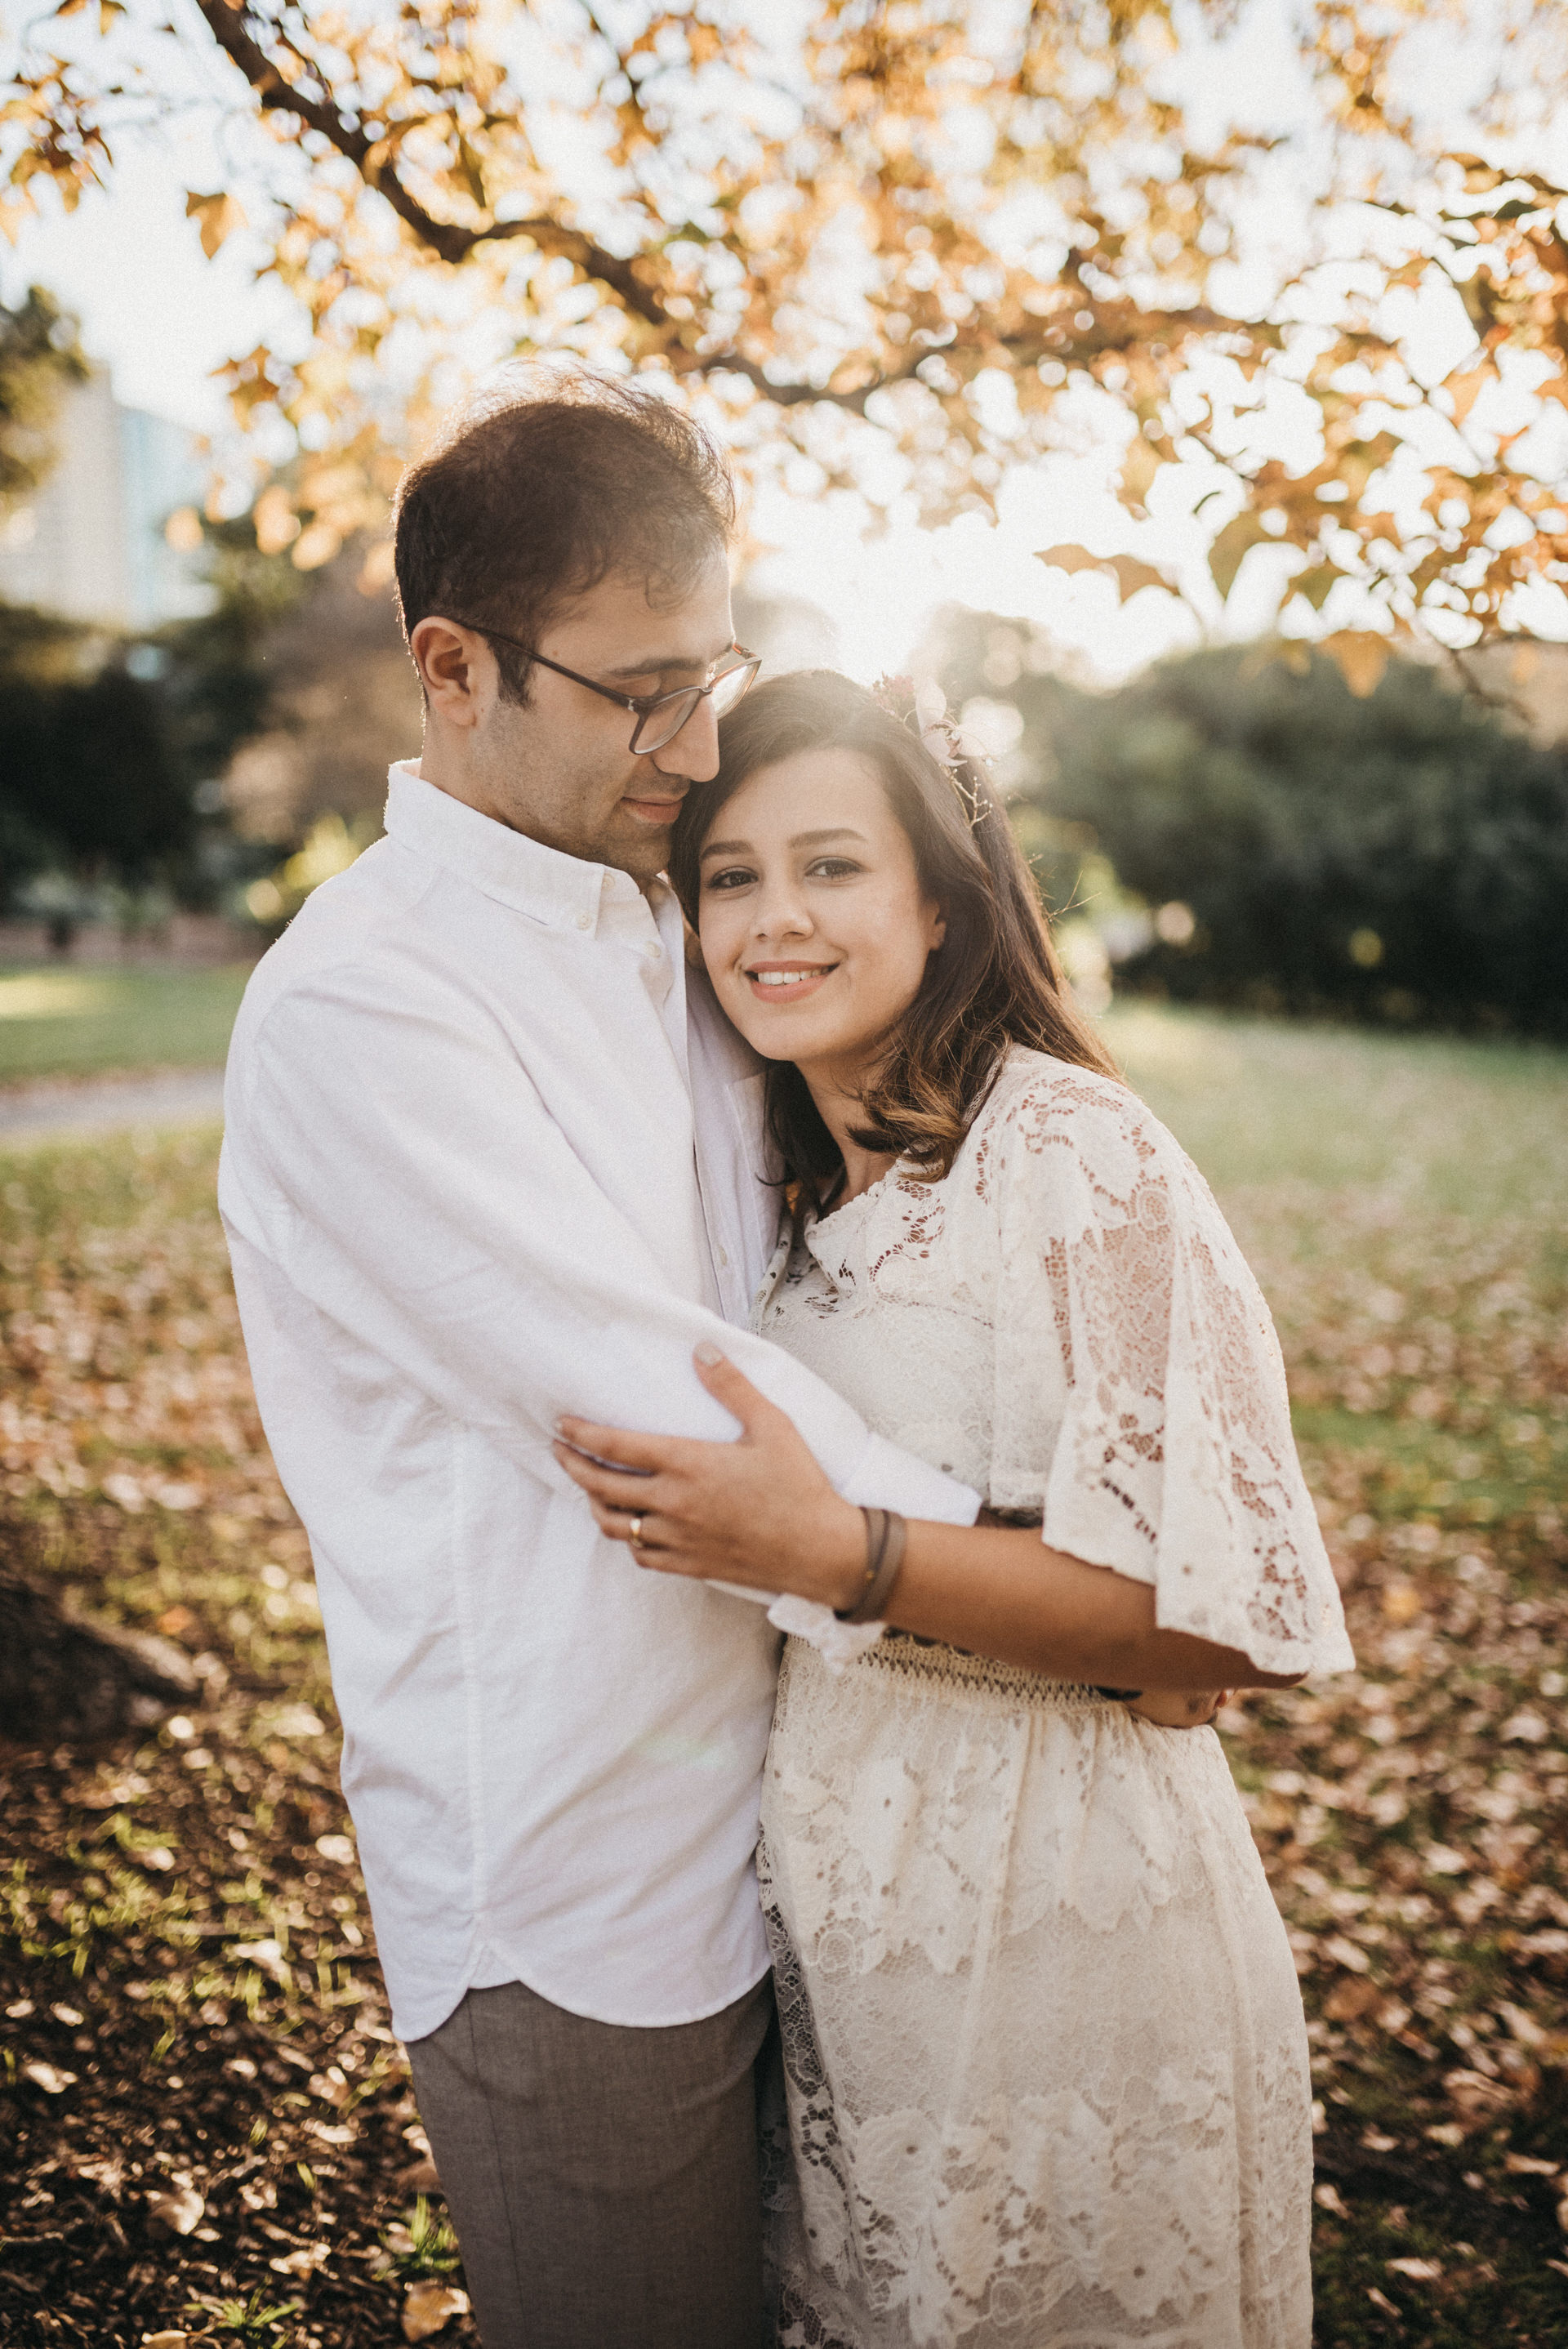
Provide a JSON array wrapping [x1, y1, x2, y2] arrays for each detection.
[[646, 941, 662, 961], [719, 1246, 729, 1268], [576, 912, 591, 930]]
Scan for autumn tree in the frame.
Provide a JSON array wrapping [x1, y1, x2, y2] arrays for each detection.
[[0, 281, 84, 508], [4, 1, 1568, 677]]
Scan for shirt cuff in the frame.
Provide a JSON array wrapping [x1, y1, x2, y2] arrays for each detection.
[[840, 1432, 980, 1527]]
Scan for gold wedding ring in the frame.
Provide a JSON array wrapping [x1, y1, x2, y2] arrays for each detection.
[[628, 1515, 644, 1544]]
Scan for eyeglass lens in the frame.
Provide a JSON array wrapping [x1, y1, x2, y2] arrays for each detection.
[[629, 658, 758, 755]]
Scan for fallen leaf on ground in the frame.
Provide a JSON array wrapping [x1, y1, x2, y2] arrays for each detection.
[[22, 2062, 78, 2094], [228, 1938, 292, 1986], [402, 2280, 470, 2342], [270, 2242, 330, 2275], [145, 2179, 205, 2235]]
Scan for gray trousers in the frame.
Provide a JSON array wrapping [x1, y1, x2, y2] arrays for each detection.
[[405, 1972, 775, 2349]]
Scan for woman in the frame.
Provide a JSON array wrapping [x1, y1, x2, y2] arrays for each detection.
[[555, 671, 1353, 2348]]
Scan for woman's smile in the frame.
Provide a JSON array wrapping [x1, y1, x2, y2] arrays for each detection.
[[743, 959, 840, 1002]]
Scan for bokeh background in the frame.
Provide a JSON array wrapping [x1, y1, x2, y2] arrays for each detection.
[[2, 3, 1566, 2345]]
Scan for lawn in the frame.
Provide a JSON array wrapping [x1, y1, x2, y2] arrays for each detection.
[[1, 1005, 1566, 2347], [0, 965, 255, 1087]]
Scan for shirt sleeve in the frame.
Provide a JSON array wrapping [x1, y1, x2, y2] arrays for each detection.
[[220, 965, 978, 1533], [987, 1068, 1354, 1677]]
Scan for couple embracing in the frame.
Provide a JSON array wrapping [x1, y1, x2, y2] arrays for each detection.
[[220, 378, 1352, 2349]]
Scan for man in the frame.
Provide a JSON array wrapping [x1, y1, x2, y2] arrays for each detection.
[[219, 377, 977, 2349]]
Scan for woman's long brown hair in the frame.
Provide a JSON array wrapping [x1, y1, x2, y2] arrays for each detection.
[[669, 669, 1120, 1198]]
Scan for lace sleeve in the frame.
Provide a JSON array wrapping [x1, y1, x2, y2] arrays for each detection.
[[984, 1062, 1354, 1677]]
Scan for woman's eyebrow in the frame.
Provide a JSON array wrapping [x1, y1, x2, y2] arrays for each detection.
[[699, 825, 868, 862]]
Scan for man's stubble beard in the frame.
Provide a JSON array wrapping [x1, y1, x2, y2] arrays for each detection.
[[475, 702, 670, 882]]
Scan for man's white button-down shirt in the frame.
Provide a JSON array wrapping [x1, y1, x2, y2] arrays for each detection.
[[219, 763, 977, 2042]]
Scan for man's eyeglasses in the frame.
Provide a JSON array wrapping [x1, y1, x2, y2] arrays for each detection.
[[449, 621, 760, 756]]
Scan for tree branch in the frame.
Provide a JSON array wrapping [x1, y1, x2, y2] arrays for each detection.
[[191, 0, 667, 323], [188, 0, 1263, 426]]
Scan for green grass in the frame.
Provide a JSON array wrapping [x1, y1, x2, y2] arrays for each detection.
[[1103, 1001, 1568, 1219], [0, 963, 253, 1086]]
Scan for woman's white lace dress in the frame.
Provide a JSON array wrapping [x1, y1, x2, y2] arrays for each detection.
[[753, 1051, 1353, 2349]]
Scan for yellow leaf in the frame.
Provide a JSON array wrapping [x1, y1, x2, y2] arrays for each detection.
[[403, 2281, 471, 2342], [1321, 631, 1389, 698], [1118, 435, 1161, 511], [1036, 542, 1106, 577], [1035, 546, 1173, 601], [1445, 364, 1492, 427], [1206, 510, 1272, 599], [185, 189, 246, 259], [1102, 554, 1174, 602], [1292, 564, 1339, 613]]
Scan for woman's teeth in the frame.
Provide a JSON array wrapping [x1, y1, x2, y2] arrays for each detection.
[[752, 968, 827, 987]]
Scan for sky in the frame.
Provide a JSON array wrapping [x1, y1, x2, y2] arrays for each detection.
[[2, 0, 1552, 681]]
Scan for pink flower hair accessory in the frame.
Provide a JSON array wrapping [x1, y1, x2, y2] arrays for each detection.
[[868, 673, 991, 826]]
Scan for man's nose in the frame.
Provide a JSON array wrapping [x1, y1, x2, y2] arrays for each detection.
[[652, 694, 721, 782]]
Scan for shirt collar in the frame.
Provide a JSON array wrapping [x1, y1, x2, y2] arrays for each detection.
[[383, 760, 655, 935]]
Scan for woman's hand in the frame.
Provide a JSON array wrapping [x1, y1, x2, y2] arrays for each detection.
[[554, 1344, 866, 1610]]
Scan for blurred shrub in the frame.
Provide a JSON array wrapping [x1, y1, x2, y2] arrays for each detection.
[[0, 615, 193, 920], [0, 524, 303, 928], [930, 615, 1568, 1036]]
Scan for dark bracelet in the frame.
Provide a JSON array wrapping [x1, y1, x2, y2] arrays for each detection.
[[1094, 1687, 1145, 1702], [835, 1507, 908, 1625]]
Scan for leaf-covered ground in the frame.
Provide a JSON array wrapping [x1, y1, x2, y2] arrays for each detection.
[[2, 1006, 1566, 2347]]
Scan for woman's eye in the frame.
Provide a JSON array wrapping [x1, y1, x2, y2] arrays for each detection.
[[704, 866, 756, 892], [808, 858, 862, 880]]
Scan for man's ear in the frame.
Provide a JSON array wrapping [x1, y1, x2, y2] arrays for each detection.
[[410, 617, 493, 728]]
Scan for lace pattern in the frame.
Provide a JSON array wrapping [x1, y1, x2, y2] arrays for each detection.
[[760, 1638, 1314, 2348], [758, 1051, 1352, 1680], [752, 1053, 1333, 2347]]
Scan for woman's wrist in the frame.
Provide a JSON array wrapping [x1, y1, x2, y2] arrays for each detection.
[[794, 1494, 869, 1611], [835, 1509, 908, 1623]]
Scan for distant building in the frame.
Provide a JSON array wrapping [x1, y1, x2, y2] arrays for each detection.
[[0, 368, 211, 630]]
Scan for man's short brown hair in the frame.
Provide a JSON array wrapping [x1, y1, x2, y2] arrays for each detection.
[[392, 372, 736, 702]]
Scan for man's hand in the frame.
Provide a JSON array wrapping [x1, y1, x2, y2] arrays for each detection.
[[1120, 1688, 1234, 1729], [554, 1344, 866, 1611]]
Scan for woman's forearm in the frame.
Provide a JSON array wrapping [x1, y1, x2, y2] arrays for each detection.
[[879, 1520, 1303, 1692]]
